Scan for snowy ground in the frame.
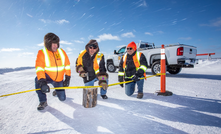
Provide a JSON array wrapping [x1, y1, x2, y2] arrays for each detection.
[[0, 59, 221, 134]]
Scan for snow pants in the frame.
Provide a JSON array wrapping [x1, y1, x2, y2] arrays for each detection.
[[125, 78, 144, 96], [84, 78, 108, 95], [35, 74, 66, 102]]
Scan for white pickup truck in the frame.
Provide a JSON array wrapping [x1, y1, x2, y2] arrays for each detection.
[[106, 41, 197, 75]]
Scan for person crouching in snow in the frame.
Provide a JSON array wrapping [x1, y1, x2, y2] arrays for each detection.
[[118, 41, 148, 99], [76, 39, 109, 99], [35, 33, 71, 110]]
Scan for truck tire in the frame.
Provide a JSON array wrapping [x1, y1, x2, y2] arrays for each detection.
[[151, 61, 161, 75], [107, 63, 116, 73], [168, 67, 181, 75]]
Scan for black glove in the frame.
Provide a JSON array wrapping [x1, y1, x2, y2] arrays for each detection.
[[118, 76, 124, 88], [132, 69, 144, 82], [63, 75, 71, 87], [132, 75, 140, 82], [136, 69, 144, 77], [38, 78, 50, 93]]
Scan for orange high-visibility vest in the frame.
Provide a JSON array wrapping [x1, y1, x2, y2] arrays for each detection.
[[122, 51, 147, 79], [35, 47, 71, 82], [77, 50, 103, 74]]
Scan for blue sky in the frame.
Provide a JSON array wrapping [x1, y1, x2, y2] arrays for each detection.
[[0, 0, 221, 68]]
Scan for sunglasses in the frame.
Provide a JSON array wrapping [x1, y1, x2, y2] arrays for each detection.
[[127, 47, 133, 50], [88, 44, 98, 49]]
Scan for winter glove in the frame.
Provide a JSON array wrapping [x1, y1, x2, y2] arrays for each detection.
[[132, 74, 140, 82], [97, 72, 109, 90], [76, 65, 87, 77], [63, 75, 71, 87], [38, 78, 50, 93], [132, 69, 144, 82], [136, 69, 144, 77], [118, 76, 124, 88]]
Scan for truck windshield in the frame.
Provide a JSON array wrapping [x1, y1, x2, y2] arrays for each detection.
[[118, 47, 126, 54]]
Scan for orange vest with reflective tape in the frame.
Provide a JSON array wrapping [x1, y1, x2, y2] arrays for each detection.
[[77, 50, 103, 74], [123, 52, 146, 79], [35, 47, 71, 82]]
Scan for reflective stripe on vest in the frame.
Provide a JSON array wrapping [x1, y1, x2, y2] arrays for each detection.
[[36, 67, 45, 73], [77, 50, 103, 74], [42, 47, 65, 71], [94, 52, 103, 74], [122, 52, 147, 79]]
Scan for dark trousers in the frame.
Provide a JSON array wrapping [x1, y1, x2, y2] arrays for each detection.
[[35, 74, 66, 102]]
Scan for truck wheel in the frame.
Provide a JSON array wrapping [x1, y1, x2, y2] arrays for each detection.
[[151, 61, 161, 75], [168, 68, 181, 75], [107, 63, 116, 73]]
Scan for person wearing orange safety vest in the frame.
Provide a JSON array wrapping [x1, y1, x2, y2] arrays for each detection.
[[118, 41, 148, 99], [76, 39, 109, 99], [35, 33, 71, 110]]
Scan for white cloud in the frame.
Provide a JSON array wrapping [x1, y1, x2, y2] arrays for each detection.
[[79, 13, 86, 19], [96, 33, 120, 42], [39, 19, 69, 24], [39, 19, 48, 23], [37, 42, 44, 46], [26, 13, 33, 18], [18, 52, 34, 57], [56, 19, 69, 24], [172, 20, 177, 25], [66, 47, 72, 51], [121, 32, 135, 38], [22, 52, 34, 55], [145, 32, 153, 36], [138, 0, 148, 7], [74, 40, 84, 43], [200, 17, 221, 27], [181, 18, 187, 21], [0, 48, 21, 52], [178, 37, 192, 40], [60, 40, 72, 45]]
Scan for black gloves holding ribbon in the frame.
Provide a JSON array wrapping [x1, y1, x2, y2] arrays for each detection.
[[63, 75, 71, 87], [132, 69, 144, 82], [118, 76, 124, 88], [119, 69, 144, 87], [38, 78, 50, 93]]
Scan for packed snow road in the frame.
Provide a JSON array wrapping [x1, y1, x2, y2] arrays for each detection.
[[0, 60, 221, 134]]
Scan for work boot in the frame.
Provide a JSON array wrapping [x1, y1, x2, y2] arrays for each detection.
[[101, 95, 108, 99], [52, 90, 57, 96], [37, 101, 48, 110], [137, 93, 143, 99]]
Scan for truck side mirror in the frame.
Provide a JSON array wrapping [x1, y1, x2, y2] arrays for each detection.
[[114, 50, 117, 54]]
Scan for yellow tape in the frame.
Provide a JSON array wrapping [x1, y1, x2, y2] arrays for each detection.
[[0, 74, 160, 98]]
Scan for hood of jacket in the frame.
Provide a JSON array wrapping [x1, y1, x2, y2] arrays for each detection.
[[85, 39, 100, 54], [44, 33, 60, 51]]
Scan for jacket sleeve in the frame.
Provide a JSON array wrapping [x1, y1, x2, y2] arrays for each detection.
[[99, 55, 106, 73], [35, 50, 46, 80], [139, 53, 148, 73], [62, 49, 71, 77], [118, 57, 124, 77]]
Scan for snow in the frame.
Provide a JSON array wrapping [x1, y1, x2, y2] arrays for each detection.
[[0, 59, 221, 134]]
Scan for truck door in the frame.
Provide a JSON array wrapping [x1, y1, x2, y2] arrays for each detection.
[[113, 46, 126, 66]]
